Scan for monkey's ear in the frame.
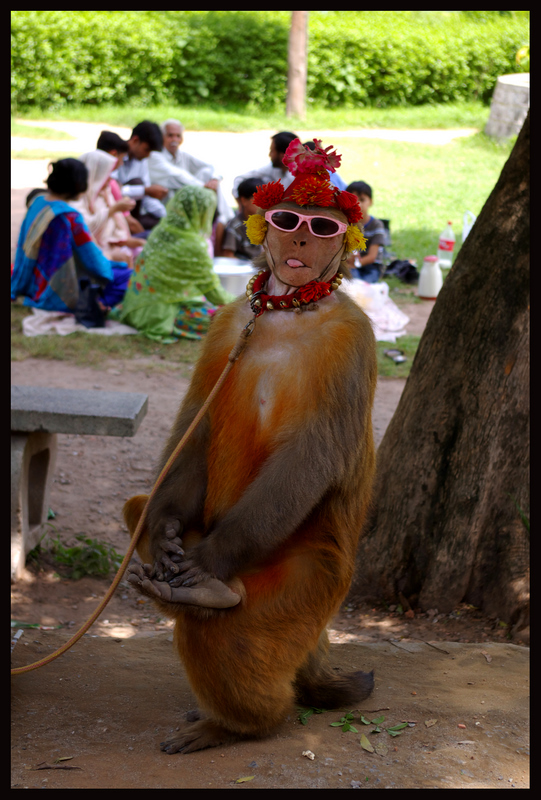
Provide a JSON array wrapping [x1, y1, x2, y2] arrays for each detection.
[[123, 494, 149, 537]]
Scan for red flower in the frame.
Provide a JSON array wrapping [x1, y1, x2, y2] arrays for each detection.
[[253, 181, 285, 209], [336, 190, 363, 224], [283, 137, 342, 175], [289, 175, 336, 207]]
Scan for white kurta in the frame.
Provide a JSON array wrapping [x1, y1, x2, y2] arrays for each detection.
[[149, 149, 233, 223]]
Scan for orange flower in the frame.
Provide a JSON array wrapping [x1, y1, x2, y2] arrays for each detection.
[[290, 176, 335, 207], [253, 181, 285, 209]]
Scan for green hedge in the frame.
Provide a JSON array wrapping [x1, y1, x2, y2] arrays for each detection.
[[11, 10, 529, 112]]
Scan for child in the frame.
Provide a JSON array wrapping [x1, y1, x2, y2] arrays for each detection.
[[220, 177, 263, 260], [346, 181, 386, 283]]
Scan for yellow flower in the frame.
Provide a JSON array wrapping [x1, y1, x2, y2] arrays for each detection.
[[345, 224, 367, 254], [245, 214, 268, 245]]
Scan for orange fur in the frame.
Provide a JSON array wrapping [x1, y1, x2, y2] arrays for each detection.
[[123, 289, 377, 749]]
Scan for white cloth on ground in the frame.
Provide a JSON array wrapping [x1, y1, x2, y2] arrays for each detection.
[[340, 280, 410, 343], [22, 308, 138, 337]]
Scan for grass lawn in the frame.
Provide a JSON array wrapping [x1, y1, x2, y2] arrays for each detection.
[[330, 132, 514, 267], [15, 99, 491, 132], [11, 302, 202, 374], [11, 289, 421, 379], [11, 121, 76, 139]]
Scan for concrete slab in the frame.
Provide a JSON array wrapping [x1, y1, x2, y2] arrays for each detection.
[[11, 386, 148, 437]]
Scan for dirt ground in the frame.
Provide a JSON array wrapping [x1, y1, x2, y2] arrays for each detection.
[[10, 353, 530, 789]]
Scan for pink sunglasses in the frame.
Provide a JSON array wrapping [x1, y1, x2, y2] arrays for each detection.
[[264, 210, 348, 238]]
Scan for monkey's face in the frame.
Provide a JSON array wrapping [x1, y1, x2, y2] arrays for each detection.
[[263, 202, 347, 288]]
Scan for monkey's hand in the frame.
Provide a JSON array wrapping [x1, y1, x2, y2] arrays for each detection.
[[126, 563, 242, 609], [151, 517, 185, 580], [126, 562, 175, 601], [167, 558, 214, 589]]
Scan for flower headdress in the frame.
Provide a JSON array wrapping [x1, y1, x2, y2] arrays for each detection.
[[245, 138, 366, 253]]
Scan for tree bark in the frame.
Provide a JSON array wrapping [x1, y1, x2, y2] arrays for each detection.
[[286, 11, 308, 119], [349, 111, 530, 631]]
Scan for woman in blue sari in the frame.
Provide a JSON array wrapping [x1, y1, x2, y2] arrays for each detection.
[[11, 159, 132, 325]]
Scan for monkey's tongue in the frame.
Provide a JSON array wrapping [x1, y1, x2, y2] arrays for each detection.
[[286, 259, 306, 267]]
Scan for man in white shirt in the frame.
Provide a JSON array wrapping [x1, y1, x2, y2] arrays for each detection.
[[148, 119, 233, 223], [111, 121, 169, 230], [231, 131, 298, 199]]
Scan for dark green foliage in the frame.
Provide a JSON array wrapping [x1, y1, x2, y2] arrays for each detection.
[[48, 533, 122, 580], [11, 11, 528, 112]]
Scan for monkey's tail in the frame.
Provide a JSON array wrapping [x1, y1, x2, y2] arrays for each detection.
[[294, 666, 374, 709]]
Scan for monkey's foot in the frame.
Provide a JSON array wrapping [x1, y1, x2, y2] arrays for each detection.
[[127, 564, 242, 609], [160, 719, 242, 754]]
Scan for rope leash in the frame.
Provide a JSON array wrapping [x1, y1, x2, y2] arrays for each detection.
[[11, 319, 255, 676]]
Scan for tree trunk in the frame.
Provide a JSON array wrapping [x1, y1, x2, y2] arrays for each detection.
[[286, 11, 308, 119], [349, 111, 530, 631]]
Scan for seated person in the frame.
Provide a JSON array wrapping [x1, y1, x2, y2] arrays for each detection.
[[24, 188, 47, 208], [346, 181, 386, 283], [117, 186, 235, 342], [232, 131, 298, 199], [108, 121, 169, 231], [302, 140, 348, 190], [220, 177, 263, 261], [72, 150, 146, 270], [11, 159, 132, 323], [96, 131, 144, 236], [148, 119, 233, 225]]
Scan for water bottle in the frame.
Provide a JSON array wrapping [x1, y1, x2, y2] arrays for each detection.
[[437, 221, 455, 268], [462, 211, 476, 243]]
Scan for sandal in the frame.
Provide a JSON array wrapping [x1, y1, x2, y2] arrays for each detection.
[[384, 348, 407, 364]]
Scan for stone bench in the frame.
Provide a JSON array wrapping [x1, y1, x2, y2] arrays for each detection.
[[11, 386, 148, 581]]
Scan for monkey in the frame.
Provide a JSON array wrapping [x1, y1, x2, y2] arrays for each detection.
[[123, 139, 377, 754]]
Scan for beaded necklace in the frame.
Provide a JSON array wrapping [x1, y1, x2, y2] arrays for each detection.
[[246, 270, 343, 317]]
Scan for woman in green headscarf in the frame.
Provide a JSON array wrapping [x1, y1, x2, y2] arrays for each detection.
[[118, 185, 235, 341]]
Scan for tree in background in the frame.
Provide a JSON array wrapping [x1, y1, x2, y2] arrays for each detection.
[[286, 10, 308, 119], [350, 112, 529, 636]]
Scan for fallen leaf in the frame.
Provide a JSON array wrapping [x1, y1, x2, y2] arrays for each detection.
[[235, 776, 255, 783], [54, 756, 74, 763], [374, 743, 388, 756], [405, 609, 415, 619], [360, 734, 375, 753], [457, 740, 475, 745], [371, 715, 385, 725], [425, 719, 438, 728], [481, 650, 492, 663], [32, 763, 82, 771]]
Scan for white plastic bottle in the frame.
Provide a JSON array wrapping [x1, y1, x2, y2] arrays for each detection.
[[437, 221, 455, 268], [418, 255, 443, 300]]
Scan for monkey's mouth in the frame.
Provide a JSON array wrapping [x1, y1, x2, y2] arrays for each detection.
[[286, 259, 309, 268]]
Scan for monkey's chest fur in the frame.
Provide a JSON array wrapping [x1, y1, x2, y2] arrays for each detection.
[[202, 303, 341, 522]]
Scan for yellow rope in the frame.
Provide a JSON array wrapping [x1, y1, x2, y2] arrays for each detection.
[[11, 320, 255, 676]]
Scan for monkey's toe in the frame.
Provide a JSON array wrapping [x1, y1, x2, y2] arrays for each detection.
[[159, 720, 241, 754]]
